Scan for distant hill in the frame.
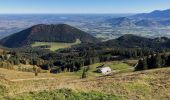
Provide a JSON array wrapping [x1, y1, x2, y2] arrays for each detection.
[[107, 17, 135, 27], [99, 34, 170, 49], [0, 24, 99, 48], [159, 19, 170, 26], [135, 19, 161, 27], [132, 9, 170, 19], [107, 17, 163, 27]]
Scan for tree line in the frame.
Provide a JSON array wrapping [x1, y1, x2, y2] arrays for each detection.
[[4, 44, 170, 74], [135, 53, 170, 71], [40, 47, 160, 73]]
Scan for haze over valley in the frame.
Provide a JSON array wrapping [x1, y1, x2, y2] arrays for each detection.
[[1, 9, 170, 41]]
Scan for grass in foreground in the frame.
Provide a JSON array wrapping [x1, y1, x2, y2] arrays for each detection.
[[6, 89, 118, 100], [0, 68, 169, 100], [32, 39, 81, 51], [0, 61, 169, 100]]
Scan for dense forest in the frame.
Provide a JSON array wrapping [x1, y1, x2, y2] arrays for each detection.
[[1, 25, 170, 73], [1, 42, 169, 74]]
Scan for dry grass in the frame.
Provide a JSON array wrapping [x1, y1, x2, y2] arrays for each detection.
[[0, 67, 170, 100], [0, 68, 56, 80]]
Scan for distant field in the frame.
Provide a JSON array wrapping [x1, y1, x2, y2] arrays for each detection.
[[32, 39, 81, 51]]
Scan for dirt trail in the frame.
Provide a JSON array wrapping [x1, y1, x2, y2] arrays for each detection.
[[10, 77, 55, 82]]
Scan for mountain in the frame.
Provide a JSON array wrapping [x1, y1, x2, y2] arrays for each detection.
[[159, 19, 170, 26], [107, 17, 162, 27], [0, 24, 99, 48], [135, 20, 161, 27], [107, 17, 135, 27], [103, 34, 155, 48], [99, 34, 170, 49], [132, 9, 170, 19], [106, 9, 170, 28]]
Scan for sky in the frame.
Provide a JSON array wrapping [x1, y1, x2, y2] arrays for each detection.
[[0, 0, 170, 14]]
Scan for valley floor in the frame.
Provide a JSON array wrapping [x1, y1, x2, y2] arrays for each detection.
[[0, 66, 170, 100]]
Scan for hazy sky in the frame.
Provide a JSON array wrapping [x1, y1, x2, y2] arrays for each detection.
[[0, 0, 170, 14]]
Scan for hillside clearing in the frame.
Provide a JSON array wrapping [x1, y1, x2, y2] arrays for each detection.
[[32, 39, 81, 51], [0, 61, 133, 80], [54, 61, 134, 78]]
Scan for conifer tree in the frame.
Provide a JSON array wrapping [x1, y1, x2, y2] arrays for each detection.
[[153, 54, 161, 68], [81, 67, 87, 79], [135, 58, 147, 71], [166, 55, 170, 66]]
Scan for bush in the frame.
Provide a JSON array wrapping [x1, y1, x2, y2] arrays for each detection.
[[81, 67, 88, 79], [0, 85, 7, 97]]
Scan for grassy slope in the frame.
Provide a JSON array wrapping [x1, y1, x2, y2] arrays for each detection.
[[55, 61, 133, 78], [0, 63, 170, 100], [31, 39, 81, 51], [0, 61, 132, 80]]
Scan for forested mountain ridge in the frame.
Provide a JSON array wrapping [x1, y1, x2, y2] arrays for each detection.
[[99, 34, 170, 49], [0, 24, 100, 48]]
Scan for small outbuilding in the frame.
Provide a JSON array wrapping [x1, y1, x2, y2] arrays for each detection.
[[96, 64, 112, 75]]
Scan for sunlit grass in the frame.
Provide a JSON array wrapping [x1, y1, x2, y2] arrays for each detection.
[[0, 61, 169, 99], [32, 39, 81, 51]]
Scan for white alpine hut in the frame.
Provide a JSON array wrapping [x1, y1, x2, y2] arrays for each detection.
[[96, 64, 112, 75]]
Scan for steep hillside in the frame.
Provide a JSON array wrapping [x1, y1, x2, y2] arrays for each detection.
[[0, 24, 99, 48], [100, 34, 170, 49]]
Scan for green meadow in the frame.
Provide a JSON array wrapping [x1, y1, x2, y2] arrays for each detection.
[[32, 39, 81, 51]]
